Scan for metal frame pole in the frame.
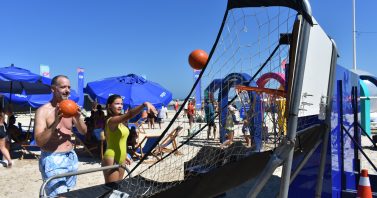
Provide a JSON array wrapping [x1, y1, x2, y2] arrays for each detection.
[[338, 80, 346, 191], [314, 39, 338, 197], [352, 86, 361, 176], [352, 0, 357, 70], [278, 14, 312, 198]]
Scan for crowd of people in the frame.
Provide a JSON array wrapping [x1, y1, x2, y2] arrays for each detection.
[[1, 74, 254, 197]]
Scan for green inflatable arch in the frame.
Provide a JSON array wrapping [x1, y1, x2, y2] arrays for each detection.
[[359, 80, 371, 136]]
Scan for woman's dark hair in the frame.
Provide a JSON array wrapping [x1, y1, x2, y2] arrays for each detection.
[[106, 94, 122, 117], [96, 104, 102, 111], [104, 94, 123, 132]]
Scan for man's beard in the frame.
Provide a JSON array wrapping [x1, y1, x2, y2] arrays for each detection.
[[60, 94, 70, 100]]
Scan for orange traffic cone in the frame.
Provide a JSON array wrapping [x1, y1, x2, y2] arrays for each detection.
[[357, 169, 372, 198]]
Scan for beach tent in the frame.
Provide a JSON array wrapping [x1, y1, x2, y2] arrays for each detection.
[[85, 74, 173, 109]]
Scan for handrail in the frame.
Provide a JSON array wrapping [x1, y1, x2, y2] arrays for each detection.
[[39, 164, 131, 198]]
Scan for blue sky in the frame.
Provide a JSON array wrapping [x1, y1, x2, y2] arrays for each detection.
[[0, 0, 376, 99]]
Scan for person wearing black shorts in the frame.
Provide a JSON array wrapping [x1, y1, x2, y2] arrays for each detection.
[[147, 111, 157, 129]]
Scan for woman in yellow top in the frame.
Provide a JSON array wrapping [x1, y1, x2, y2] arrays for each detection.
[[102, 94, 157, 183]]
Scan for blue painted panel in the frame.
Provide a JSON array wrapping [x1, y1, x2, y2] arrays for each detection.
[[330, 65, 360, 197], [289, 65, 361, 198], [289, 115, 332, 198]]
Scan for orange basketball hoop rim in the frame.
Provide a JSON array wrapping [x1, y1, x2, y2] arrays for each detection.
[[235, 85, 286, 98]]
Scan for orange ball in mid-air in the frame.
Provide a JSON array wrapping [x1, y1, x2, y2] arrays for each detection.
[[188, 49, 208, 70], [59, 99, 79, 118]]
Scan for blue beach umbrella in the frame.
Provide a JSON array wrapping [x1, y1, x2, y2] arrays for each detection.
[[0, 64, 51, 101], [86, 74, 173, 109], [27, 89, 80, 108], [1, 92, 29, 106], [1, 90, 79, 108]]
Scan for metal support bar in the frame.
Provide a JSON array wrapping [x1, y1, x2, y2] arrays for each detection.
[[338, 80, 346, 191], [352, 86, 360, 175], [247, 142, 295, 198], [356, 122, 377, 148], [278, 14, 311, 198], [342, 125, 377, 172], [315, 38, 338, 198], [314, 127, 329, 198], [39, 164, 128, 198]]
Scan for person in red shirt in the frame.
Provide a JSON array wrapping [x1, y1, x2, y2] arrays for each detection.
[[187, 100, 195, 134], [174, 100, 179, 112]]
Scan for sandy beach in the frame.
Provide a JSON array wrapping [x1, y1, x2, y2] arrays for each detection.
[[1, 111, 376, 197]]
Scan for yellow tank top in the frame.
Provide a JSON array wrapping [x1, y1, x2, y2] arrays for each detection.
[[103, 118, 129, 164]]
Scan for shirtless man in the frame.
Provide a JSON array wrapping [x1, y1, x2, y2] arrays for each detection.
[[34, 75, 87, 197]]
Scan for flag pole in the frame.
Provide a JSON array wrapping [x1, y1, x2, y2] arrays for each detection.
[[352, 0, 357, 70]]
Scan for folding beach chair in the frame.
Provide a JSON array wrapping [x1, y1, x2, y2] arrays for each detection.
[[156, 126, 184, 156], [72, 128, 97, 158], [131, 117, 147, 134], [20, 139, 41, 160], [134, 135, 161, 161], [134, 126, 184, 161], [25, 117, 35, 141]]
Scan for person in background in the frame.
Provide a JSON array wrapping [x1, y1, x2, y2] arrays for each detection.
[[7, 115, 27, 144], [204, 100, 216, 140], [102, 94, 156, 183], [34, 75, 87, 196], [84, 116, 94, 143], [147, 109, 157, 129], [4, 104, 14, 126], [157, 105, 168, 129], [220, 105, 235, 149], [0, 113, 12, 168], [92, 104, 105, 142], [187, 100, 195, 134], [141, 109, 148, 120], [174, 99, 179, 112], [229, 104, 241, 124], [242, 119, 252, 147], [126, 125, 139, 159], [183, 100, 188, 118]]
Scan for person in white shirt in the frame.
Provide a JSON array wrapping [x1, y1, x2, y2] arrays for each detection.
[[157, 105, 168, 129]]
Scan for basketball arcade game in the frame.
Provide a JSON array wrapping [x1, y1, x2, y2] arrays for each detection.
[[38, 0, 376, 197]]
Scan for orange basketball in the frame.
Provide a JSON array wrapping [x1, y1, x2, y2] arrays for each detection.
[[59, 99, 79, 118], [188, 49, 208, 70]]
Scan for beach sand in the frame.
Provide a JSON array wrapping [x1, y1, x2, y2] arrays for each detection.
[[1, 111, 376, 197]]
